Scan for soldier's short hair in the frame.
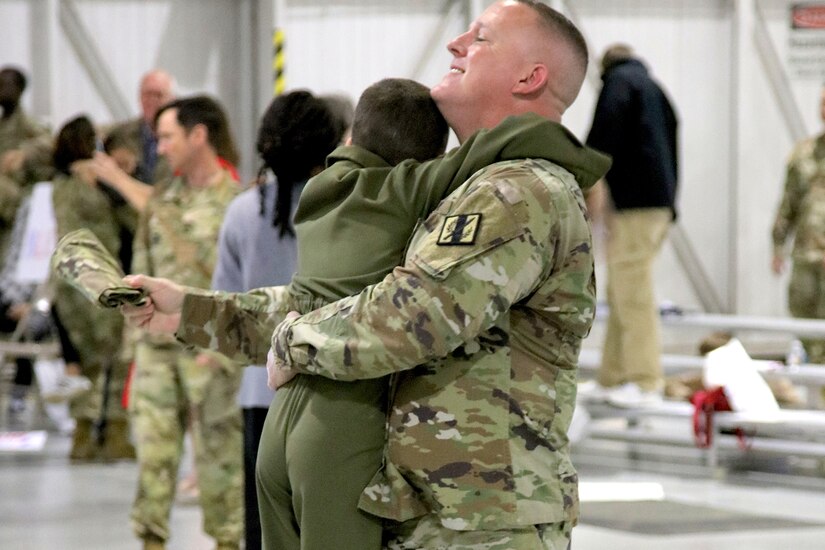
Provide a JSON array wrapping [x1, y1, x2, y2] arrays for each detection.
[[155, 95, 239, 166], [601, 43, 635, 73], [351, 78, 449, 166], [515, 1, 588, 75]]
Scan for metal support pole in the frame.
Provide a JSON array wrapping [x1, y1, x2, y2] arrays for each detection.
[[753, 0, 808, 142], [411, 0, 462, 81], [59, 0, 131, 121]]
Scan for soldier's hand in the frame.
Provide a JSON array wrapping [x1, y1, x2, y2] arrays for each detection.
[[121, 274, 184, 334], [195, 353, 223, 370], [90, 151, 126, 184], [0, 149, 25, 175], [267, 348, 297, 389], [70, 159, 97, 185], [771, 255, 785, 275]]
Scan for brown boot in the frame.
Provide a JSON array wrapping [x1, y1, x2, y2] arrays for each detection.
[[101, 418, 136, 460], [69, 419, 100, 461]]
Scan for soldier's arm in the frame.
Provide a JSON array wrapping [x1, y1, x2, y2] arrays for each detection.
[[177, 285, 296, 364], [272, 175, 566, 381], [772, 155, 806, 258], [19, 133, 55, 182]]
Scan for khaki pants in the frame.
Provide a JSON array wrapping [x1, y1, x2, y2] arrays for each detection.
[[598, 208, 671, 391]]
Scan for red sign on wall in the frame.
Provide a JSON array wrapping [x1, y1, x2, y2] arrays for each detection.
[[792, 4, 825, 29], [789, 4, 825, 79]]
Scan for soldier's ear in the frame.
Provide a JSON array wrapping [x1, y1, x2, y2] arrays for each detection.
[[189, 123, 208, 146], [512, 63, 548, 96]]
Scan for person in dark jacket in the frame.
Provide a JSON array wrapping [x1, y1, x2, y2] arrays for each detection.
[[581, 43, 678, 408]]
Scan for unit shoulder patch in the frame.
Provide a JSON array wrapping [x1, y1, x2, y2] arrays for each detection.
[[437, 213, 482, 246]]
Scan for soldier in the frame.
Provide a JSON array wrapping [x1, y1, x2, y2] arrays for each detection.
[[772, 85, 825, 365], [0, 66, 53, 263], [121, 2, 607, 548], [129, 96, 243, 550], [50, 115, 138, 461], [269, 3, 597, 546]]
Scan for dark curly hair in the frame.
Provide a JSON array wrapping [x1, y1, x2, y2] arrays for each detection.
[[256, 90, 342, 237]]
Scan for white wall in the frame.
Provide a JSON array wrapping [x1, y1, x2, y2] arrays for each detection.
[[1, 0, 820, 319]]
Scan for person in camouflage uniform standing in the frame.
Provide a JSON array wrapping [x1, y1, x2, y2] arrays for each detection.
[[0, 66, 53, 263], [121, 2, 607, 548], [772, 86, 825, 365], [130, 96, 243, 550], [50, 115, 138, 461]]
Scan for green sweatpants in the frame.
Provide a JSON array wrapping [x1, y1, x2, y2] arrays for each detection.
[[256, 373, 388, 550]]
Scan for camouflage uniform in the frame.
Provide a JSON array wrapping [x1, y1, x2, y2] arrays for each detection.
[[176, 118, 610, 548], [52, 174, 137, 429], [51, 229, 146, 308], [0, 107, 53, 260], [773, 133, 825, 363], [131, 171, 243, 547], [268, 154, 607, 546]]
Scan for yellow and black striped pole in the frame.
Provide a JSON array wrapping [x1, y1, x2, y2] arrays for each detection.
[[273, 28, 286, 96]]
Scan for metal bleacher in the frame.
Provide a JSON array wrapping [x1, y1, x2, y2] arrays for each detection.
[[576, 311, 825, 479]]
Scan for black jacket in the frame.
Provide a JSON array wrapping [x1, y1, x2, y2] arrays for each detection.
[[586, 58, 678, 219]]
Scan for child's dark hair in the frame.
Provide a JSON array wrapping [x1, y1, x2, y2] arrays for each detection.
[[351, 78, 448, 166], [256, 90, 342, 237], [103, 126, 138, 157], [53, 115, 96, 175]]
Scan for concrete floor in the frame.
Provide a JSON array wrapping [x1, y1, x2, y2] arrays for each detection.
[[3, 390, 825, 549]]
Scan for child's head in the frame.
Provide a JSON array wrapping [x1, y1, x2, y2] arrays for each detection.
[[103, 128, 139, 176], [351, 78, 449, 165]]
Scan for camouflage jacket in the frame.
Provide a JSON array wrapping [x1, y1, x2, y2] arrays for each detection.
[[772, 133, 825, 263], [0, 107, 53, 184], [269, 156, 605, 529], [51, 174, 137, 366], [0, 108, 53, 258], [135, 170, 239, 344], [51, 228, 146, 308]]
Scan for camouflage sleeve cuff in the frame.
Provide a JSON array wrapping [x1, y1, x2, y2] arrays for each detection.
[[176, 291, 220, 349], [271, 317, 300, 372], [50, 228, 147, 308]]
